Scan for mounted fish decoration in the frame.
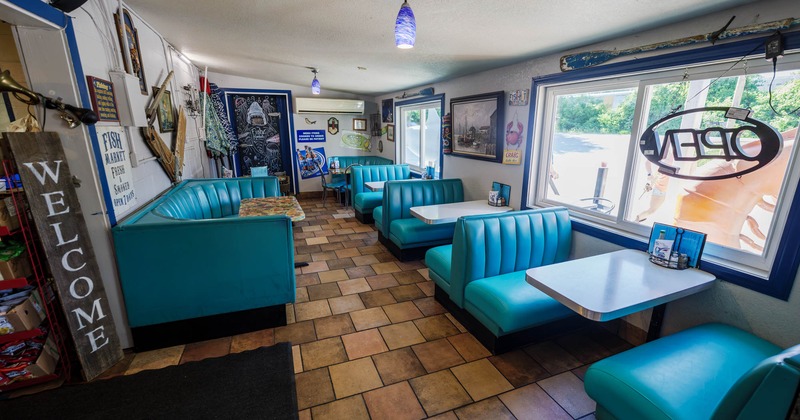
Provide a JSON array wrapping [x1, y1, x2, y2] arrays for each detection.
[[396, 87, 434, 99]]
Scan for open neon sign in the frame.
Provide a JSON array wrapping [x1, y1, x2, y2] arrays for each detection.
[[639, 107, 783, 180]]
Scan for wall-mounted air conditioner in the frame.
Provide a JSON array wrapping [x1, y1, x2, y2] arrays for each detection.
[[295, 98, 365, 115]]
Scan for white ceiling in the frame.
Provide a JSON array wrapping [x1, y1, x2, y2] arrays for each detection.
[[124, 0, 755, 96]]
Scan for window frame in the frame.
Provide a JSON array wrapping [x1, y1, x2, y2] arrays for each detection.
[[521, 32, 800, 300], [396, 94, 445, 177]]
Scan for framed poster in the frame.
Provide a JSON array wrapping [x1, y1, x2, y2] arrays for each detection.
[[152, 87, 175, 132], [382, 98, 394, 123], [386, 124, 394, 141], [450, 91, 505, 162], [86, 76, 119, 122], [114, 9, 147, 94]]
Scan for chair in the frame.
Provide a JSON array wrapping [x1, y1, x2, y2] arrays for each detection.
[[343, 163, 362, 207], [315, 161, 346, 207], [251, 166, 269, 177]]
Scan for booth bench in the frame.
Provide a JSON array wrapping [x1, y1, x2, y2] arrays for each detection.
[[426, 207, 585, 353], [585, 323, 800, 419], [112, 177, 296, 350], [375, 178, 464, 261], [350, 164, 411, 223]]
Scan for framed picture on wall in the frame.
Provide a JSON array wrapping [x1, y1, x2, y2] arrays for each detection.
[[450, 91, 505, 162], [353, 118, 367, 131], [382, 98, 394, 123], [386, 124, 395, 141], [152, 87, 176, 132]]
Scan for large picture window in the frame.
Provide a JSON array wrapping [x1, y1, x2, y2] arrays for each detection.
[[397, 95, 444, 176], [528, 35, 800, 299]]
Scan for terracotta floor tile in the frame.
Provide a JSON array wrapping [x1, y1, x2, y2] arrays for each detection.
[[451, 359, 514, 401], [374, 252, 398, 263], [338, 278, 372, 295], [341, 239, 368, 249], [318, 269, 349, 283], [311, 395, 370, 419], [393, 270, 427, 284], [428, 412, 458, 420], [417, 281, 435, 297], [524, 341, 582, 375], [126, 345, 184, 375], [307, 282, 342, 300], [306, 236, 330, 245], [350, 307, 391, 331], [301, 261, 329, 274], [311, 251, 338, 261], [230, 328, 275, 353], [342, 329, 389, 359], [489, 349, 550, 387], [379, 321, 427, 350], [372, 347, 427, 385], [333, 228, 355, 235], [335, 248, 362, 258], [296, 244, 322, 254], [95, 352, 135, 380], [329, 357, 384, 399], [585, 324, 634, 354], [303, 225, 323, 232], [414, 314, 461, 341], [537, 372, 596, 418], [296, 287, 309, 303], [293, 344, 303, 373], [454, 397, 515, 420], [447, 333, 491, 362], [346, 265, 377, 278], [364, 381, 427, 420], [556, 330, 615, 364], [328, 294, 366, 314], [499, 383, 572, 420], [180, 337, 231, 364], [383, 301, 424, 323], [301, 337, 348, 370], [417, 268, 430, 280], [360, 289, 398, 308], [372, 261, 402, 274], [295, 367, 336, 410], [389, 284, 427, 302], [352, 254, 380, 266], [409, 370, 473, 417], [298, 409, 311, 420], [294, 299, 332, 321], [274, 320, 317, 345], [352, 226, 374, 233], [366, 273, 401, 290], [572, 364, 591, 381], [319, 242, 345, 252], [445, 313, 468, 333], [358, 245, 385, 255], [286, 304, 296, 324], [412, 338, 465, 372], [314, 314, 355, 339], [414, 297, 448, 316], [395, 259, 426, 270], [296, 273, 321, 287], [295, 253, 312, 263], [327, 258, 356, 270]]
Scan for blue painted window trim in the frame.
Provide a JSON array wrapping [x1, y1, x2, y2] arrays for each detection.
[[4, 0, 68, 28], [521, 32, 800, 300], [396, 93, 445, 178]]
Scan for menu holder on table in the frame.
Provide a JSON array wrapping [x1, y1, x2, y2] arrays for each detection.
[[647, 223, 707, 269], [489, 182, 511, 207]]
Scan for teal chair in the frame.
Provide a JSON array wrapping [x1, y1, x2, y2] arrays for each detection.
[[251, 166, 269, 177], [315, 161, 346, 207], [584, 323, 800, 419]]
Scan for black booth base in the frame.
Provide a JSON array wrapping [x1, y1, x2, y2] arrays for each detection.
[[378, 231, 437, 261], [355, 210, 374, 224], [131, 304, 287, 352], [434, 285, 591, 354]]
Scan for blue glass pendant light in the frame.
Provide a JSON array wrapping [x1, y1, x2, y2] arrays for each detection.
[[395, 0, 416, 49], [311, 69, 320, 95]]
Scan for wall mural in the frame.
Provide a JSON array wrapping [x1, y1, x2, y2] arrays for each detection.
[[230, 94, 284, 175]]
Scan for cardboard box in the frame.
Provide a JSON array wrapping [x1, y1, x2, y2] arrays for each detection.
[[0, 289, 45, 335], [23, 336, 60, 379], [0, 250, 33, 280], [0, 197, 20, 232]]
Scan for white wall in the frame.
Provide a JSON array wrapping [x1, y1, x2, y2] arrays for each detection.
[[377, 0, 800, 348]]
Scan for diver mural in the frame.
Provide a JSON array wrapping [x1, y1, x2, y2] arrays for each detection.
[[229, 93, 287, 176]]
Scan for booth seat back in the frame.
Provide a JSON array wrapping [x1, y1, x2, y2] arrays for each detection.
[[449, 207, 571, 307], [153, 177, 280, 220], [335, 156, 393, 168], [378, 178, 464, 237], [351, 164, 411, 195]]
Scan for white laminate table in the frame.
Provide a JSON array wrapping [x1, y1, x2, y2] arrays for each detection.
[[410, 200, 513, 224], [365, 181, 385, 191], [526, 249, 716, 339]]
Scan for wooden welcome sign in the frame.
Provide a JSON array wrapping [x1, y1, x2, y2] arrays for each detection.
[[1, 132, 123, 381]]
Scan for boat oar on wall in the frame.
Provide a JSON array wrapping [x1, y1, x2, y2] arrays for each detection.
[[560, 16, 800, 72], [396, 87, 434, 99]]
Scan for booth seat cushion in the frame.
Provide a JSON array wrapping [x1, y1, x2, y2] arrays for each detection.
[[389, 218, 456, 248], [584, 323, 782, 420], [373, 205, 384, 234], [463, 271, 575, 336], [426, 245, 452, 292], [354, 191, 383, 213]]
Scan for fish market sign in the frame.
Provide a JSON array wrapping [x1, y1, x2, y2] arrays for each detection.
[[639, 107, 782, 181]]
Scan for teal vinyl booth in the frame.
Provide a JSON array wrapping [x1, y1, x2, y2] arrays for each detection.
[[585, 323, 800, 419], [426, 207, 583, 353], [350, 164, 411, 223], [112, 177, 295, 350]]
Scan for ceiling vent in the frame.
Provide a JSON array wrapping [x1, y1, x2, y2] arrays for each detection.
[[295, 98, 365, 115]]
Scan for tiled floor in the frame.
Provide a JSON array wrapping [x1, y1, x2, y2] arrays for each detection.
[[99, 196, 635, 419]]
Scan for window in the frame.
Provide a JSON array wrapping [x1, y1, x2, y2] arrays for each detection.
[[397, 95, 444, 176], [528, 34, 800, 299]]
